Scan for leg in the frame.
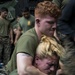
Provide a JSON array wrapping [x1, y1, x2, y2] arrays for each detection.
[[3, 38, 11, 65]]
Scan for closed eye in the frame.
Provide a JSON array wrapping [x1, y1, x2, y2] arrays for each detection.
[[47, 21, 55, 24]]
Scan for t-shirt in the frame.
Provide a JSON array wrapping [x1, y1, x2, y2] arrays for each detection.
[[18, 15, 35, 33], [9, 69, 17, 75], [5, 28, 39, 73], [0, 18, 11, 36]]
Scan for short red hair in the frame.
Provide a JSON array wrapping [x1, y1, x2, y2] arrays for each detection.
[[35, 1, 61, 19]]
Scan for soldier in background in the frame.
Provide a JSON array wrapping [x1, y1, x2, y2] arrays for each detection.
[[53, 0, 75, 75], [12, 14, 22, 45], [0, 7, 13, 65], [18, 7, 35, 34], [10, 14, 22, 56], [14, 7, 35, 44]]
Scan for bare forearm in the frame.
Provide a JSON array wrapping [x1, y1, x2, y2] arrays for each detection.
[[10, 29, 13, 39], [14, 30, 21, 44], [15, 32, 20, 41], [18, 66, 47, 75], [17, 53, 47, 75], [10, 28, 13, 44], [26, 66, 47, 75]]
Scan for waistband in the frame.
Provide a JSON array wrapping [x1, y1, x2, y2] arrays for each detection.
[[0, 36, 9, 38]]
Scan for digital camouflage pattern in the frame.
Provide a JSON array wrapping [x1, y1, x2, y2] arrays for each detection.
[[0, 37, 11, 65]]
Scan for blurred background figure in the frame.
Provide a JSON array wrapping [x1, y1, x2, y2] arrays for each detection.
[[0, 7, 13, 65], [10, 13, 22, 55], [53, 0, 75, 75], [13, 7, 35, 45], [53, 0, 70, 9], [18, 7, 35, 34]]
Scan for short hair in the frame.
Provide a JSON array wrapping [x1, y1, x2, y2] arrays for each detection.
[[35, 1, 61, 19], [36, 36, 65, 59], [0, 7, 8, 12], [21, 7, 29, 12]]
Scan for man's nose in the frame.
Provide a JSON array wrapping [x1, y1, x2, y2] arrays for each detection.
[[52, 23, 57, 28]]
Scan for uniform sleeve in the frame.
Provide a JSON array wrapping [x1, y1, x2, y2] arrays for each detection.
[[16, 35, 37, 58]]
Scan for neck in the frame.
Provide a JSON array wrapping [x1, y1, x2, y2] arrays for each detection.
[[0, 16, 3, 19], [0, 16, 6, 19], [35, 25, 42, 41]]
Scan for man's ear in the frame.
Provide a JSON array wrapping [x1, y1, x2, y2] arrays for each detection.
[[36, 19, 40, 27], [35, 19, 40, 24]]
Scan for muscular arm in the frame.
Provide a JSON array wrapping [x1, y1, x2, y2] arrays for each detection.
[[17, 53, 47, 75]]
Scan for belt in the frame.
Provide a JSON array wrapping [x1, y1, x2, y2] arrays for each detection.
[[0, 36, 9, 38]]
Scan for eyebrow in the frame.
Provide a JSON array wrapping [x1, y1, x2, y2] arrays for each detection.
[[46, 21, 56, 24]]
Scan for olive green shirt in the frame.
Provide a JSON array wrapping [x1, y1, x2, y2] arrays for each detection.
[[18, 15, 35, 33], [0, 18, 11, 36], [9, 69, 17, 75], [6, 28, 39, 73]]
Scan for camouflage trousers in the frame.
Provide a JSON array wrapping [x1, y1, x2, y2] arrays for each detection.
[[0, 37, 11, 65], [58, 32, 75, 75], [0, 67, 8, 75]]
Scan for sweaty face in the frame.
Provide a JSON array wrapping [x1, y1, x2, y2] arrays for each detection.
[[39, 16, 57, 37], [35, 56, 59, 75]]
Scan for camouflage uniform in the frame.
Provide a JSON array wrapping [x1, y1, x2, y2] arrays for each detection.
[[0, 67, 8, 75], [0, 37, 11, 65], [0, 17, 11, 65]]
